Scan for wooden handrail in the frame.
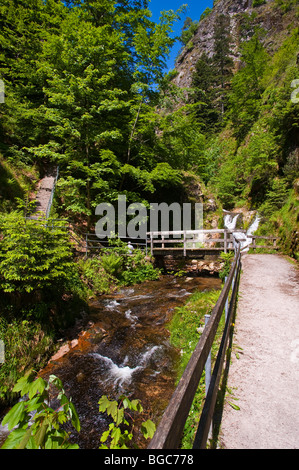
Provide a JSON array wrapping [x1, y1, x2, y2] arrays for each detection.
[[147, 230, 280, 255], [147, 243, 241, 449], [192, 251, 241, 448]]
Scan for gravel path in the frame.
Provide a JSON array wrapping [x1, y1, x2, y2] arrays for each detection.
[[219, 254, 299, 449]]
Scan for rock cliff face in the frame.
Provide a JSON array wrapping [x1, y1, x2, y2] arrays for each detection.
[[173, 0, 293, 89]]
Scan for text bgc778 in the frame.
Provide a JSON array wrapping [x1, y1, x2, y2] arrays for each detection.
[[148, 454, 194, 465]]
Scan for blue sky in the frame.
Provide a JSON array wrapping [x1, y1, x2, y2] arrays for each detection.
[[148, 0, 214, 71]]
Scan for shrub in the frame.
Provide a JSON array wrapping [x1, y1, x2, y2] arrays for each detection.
[[219, 251, 235, 281], [78, 242, 160, 296], [77, 257, 111, 296], [0, 212, 74, 294], [0, 316, 54, 406], [100, 252, 124, 278]]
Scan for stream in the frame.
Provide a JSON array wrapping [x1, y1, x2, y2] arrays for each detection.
[[0, 275, 221, 449]]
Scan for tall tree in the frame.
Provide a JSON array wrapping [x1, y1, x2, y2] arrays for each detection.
[[191, 53, 221, 131], [17, 1, 184, 226], [0, 0, 68, 153], [212, 14, 234, 115], [191, 14, 233, 131], [213, 14, 234, 89], [228, 30, 269, 142]]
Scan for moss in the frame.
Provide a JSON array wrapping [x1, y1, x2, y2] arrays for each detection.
[[168, 288, 222, 448]]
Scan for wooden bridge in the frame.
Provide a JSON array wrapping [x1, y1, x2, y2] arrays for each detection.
[[147, 229, 279, 257], [82, 229, 279, 258]]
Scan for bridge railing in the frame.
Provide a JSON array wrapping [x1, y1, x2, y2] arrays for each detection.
[[83, 233, 148, 257], [250, 235, 280, 250], [74, 230, 280, 257], [147, 229, 241, 255], [147, 241, 242, 449], [147, 230, 280, 255]]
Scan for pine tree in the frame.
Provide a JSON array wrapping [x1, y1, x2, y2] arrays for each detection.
[[228, 30, 269, 142], [213, 14, 234, 88], [212, 14, 234, 114], [191, 53, 221, 131], [191, 14, 233, 132]]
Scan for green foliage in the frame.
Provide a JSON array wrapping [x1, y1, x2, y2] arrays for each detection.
[[157, 109, 206, 172], [77, 257, 111, 296], [0, 0, 188, 222], [275, 0, 299, 13], [253, 0, 266, 7], [228, 31, 270, 142], [1, 373, 80, 449], [100, 252, 124, 278], [0, 316, 54, 405], [191, 15, 233, 135], [98, 395, 156, 449], [169, 289, 221, 376], [120, 256, 160, 284], [0, 212, 74, 293], [219, 251, 235, 281], [259, 178, 289, 217], [180, 17, 198, 46], [212, 24, 299, 218], [1, 374, 156, 450], [213, 14, 234, 88], [168, 288, 221, 448], [78, 239, 160, 296], [277, 185, 299, 260], [191, 54, 222, 133], [200, 8, 212, 21]]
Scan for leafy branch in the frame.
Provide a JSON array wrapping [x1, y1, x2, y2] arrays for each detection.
[[1, 373, 80, 449], [1, 375, 156, 450], [98, 395, 156, 449]]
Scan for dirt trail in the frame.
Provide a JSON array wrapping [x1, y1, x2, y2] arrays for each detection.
[[219, 254, 299, 449]]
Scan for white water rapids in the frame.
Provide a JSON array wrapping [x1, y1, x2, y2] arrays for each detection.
[[223, 211, 260, 252], [90, 345, 162, 388]]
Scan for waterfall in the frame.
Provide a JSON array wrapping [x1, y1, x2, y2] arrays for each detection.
[[223, 211, 260, 252], [223, 213, 240, 231]]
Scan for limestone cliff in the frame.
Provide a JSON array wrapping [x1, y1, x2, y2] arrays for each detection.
[[173, 0, 297, 89]]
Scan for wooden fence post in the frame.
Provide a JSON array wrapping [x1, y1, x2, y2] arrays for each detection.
[[224, 229, 228, 253]]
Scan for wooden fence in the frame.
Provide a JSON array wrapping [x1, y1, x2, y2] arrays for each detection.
[[83, 233, 148, 257], [147, 241, 242, 449], [147, 229, 279, 256], [148, 229, 235, 256], [69, 228, 279, 258]]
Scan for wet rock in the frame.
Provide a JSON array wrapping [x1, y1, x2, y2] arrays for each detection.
[[76, 371, 85, 383], [70, 339, 79, 348], [50, 343, 70, 361]]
